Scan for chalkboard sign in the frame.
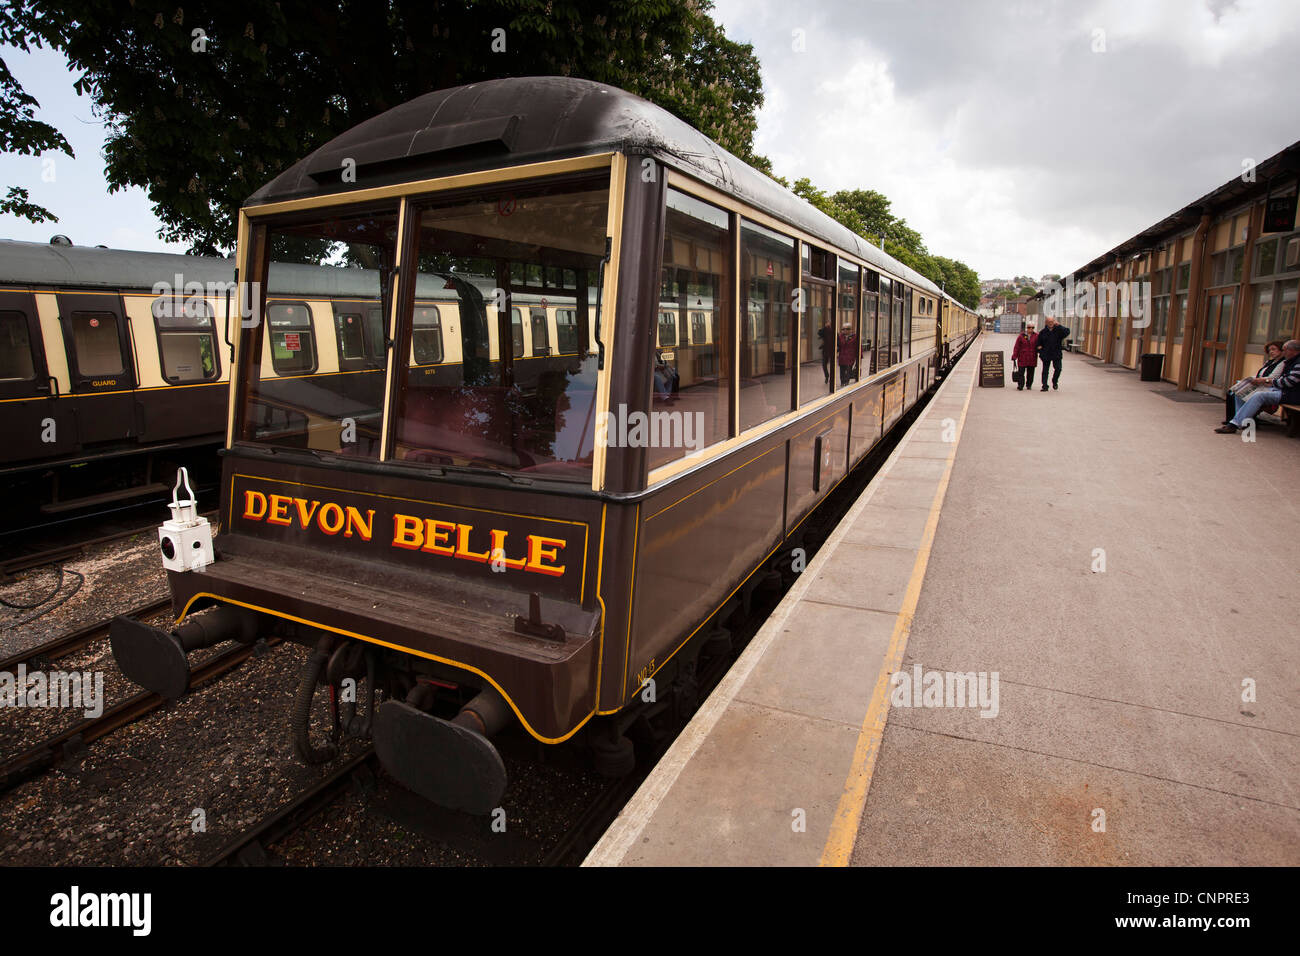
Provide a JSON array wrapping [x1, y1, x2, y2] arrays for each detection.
[[980, 350, 1005, 388]]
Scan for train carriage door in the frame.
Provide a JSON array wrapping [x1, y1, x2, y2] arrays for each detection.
[[0, 290, 73, 463], [55, 292, 139, 446]]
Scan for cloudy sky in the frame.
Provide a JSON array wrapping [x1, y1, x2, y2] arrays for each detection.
[[2, 0, 1299, 280]]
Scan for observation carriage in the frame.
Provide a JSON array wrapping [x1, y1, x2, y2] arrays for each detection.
[[110, 77, 979, 812]]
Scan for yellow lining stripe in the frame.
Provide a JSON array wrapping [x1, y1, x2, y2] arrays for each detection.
[[818, 352, 977, 867], [174, 592, 594, 744]]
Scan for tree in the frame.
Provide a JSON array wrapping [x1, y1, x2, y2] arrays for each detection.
[[0, 2, 72, 223], [1018, 285, 1037, 296], [4, 0, 764, 254]]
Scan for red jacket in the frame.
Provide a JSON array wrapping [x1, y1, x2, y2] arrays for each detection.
[[1012, 332, 1038, 367], [837, 330, 858, 365]]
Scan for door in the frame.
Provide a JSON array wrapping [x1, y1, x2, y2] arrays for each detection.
[[1196, 292, 1234, 393], [56, 292, 139, 446], [0, 290, 75, 465]]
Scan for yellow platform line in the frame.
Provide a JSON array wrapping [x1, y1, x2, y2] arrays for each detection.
[[818, 350, 979, 867]]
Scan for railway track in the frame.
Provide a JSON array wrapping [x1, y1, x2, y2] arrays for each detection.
[[0, 634, 279, 798], [0, 597, 172, 674]]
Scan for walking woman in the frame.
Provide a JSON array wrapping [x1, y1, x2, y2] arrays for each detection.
[[1011, 325, 1039, 391]]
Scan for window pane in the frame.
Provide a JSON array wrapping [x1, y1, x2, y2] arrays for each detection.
[[554, 309, 579, 355], [1255, 238, 1278, 277], [71, 312, 124, 376], [0, 311, 36, 381], [160, 332, 217, 381], [1248, 286, 1274, 345], [335, 312, 367, 360], [651, 187, 730, 470], [800, 282, 833, 406], [530, 308, 550, 356], [1284, 236, 1300, 272], [837, 260, 860, 386], [391, 176, 608, 479], [365, 307, 386, 361], [153, 297, 213, 327], [412, 305, 444, 365], [268, 303, 317, 374], [1272, 280, 1297, 342], [740, 219, 794, 431], [239, 209, 397, 457]]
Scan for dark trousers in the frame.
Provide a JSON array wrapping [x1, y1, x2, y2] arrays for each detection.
[[822, 352, 831, 382], [1017, 364, 1035, 388], [1040, 354, 1062, 387]]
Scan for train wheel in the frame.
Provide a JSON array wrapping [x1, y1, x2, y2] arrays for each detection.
[[592, 732, 636, 778]]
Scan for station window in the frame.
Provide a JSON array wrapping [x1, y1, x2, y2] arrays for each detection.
[[70, 312, 125, 377], [1248, 285, 1273, 344], [153, 297, 219, 382], [740, 218, 795, 431], [0, 310, 36, 381], [267, 303, 317, 375], [1272, 280, 1298, 342], [1255, 238, 1278, 278], [412, 306, 443, 365], [1285, 236, 1300, 272], [651, 187, 732, 471]]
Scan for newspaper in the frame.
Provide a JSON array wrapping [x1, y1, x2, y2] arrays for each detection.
[[1228, 377, 1259, 398]]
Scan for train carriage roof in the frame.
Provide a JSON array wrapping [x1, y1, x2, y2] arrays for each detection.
[[248, 77, 943, 297]]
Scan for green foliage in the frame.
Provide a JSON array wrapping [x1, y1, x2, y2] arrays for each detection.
[[6, 0, 763, 254], [0, 1, 72, 223], [1018, 285, 1037, 296], [789, 178, 981, 309]]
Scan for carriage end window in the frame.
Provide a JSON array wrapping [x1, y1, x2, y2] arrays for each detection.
[[268, 302, 318, 375], [0, 310, 37, 381], [153, 298, 219, 382]]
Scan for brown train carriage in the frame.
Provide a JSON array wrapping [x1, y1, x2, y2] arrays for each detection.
[[110, 77, 979, 813]]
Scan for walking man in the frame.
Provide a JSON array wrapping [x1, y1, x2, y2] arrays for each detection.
[[1037, 315, 1071, 391], [1215, 339, 1300, 433]]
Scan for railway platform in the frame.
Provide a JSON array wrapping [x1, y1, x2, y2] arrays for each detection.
[[586, 333, 1299, 867]]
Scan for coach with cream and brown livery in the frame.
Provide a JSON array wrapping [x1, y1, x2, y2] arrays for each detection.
[[109, 76, 979, 813]]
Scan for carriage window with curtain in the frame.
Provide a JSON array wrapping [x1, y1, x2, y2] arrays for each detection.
[[836, 261, 859, 386]]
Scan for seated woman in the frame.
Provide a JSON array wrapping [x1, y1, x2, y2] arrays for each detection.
[[1224, 340, 1287, 424]]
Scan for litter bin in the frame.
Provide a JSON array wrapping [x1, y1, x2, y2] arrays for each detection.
[[1139, 353, 1163, 381]]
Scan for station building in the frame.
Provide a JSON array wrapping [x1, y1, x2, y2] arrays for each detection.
[[1058, 140, 1299, 394]]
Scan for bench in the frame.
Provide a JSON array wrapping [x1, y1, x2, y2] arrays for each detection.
[[1283, 404, 1300, 438]]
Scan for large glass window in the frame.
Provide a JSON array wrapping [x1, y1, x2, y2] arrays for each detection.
[[1248, 285, 1274, 345], [391, 175, 607, 479], [739, 219, 794, 431], [878, 276, 893, 369], [651, 187, 731, 471], [837, 261, 860, 387], [862, 271, 879, 375], [800, 281, 833, 405], [238, 208, 398, 457], [153, 297, 218, 382]]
